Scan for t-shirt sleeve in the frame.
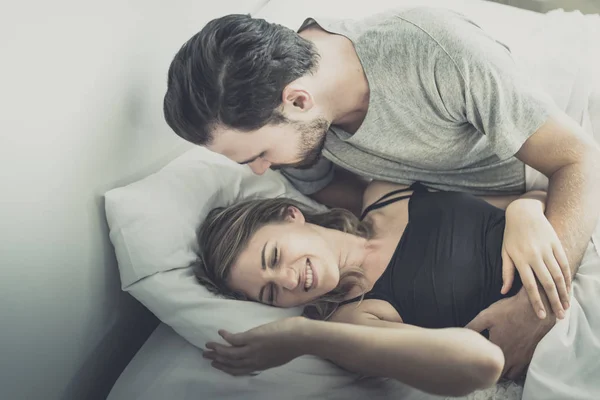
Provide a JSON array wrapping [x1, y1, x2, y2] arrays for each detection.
[[279, 156, 334, 195], [407, 9, 559, 159]]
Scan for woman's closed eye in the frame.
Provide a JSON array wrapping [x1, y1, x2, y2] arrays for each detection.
[[263, 246, 280, 305], [271, 246, 280, 269], [268, 283, 277, 305]]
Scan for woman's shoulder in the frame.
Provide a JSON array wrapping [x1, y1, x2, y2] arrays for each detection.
[[362, 180, 411, 214], [330, 298, 404, 325]]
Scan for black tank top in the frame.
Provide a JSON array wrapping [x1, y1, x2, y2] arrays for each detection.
[[342, 183, 522, 328]]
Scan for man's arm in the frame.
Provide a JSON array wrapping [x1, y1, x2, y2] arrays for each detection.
[[467, 113, 600, 380], [310, 167, 368, 217], [515, 111, 600, 273]]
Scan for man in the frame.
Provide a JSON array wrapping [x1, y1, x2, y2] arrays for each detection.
[[163, 8, 600, 380]]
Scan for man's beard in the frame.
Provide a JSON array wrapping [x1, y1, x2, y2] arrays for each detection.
[[293, 117, 329, 170]]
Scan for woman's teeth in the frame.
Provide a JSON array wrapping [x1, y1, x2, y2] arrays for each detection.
[[304, 259, 313, 291]]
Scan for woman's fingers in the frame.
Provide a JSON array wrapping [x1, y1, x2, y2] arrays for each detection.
[[203, 350, 254, 368], [206, 342, 250, 360], [530, 259, 565, 319], [543, 253, 569, 311], [219, 329, 248, 346], [553, 242, 571, 296], [501, 248, 515, 295], [211, 361, 255, 376], [517, 265, 546, 319]]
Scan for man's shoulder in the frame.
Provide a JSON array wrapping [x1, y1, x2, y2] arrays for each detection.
[[303, 7, 458, 38], [344, 7, 487, 62], [363, 7, 475, 33]]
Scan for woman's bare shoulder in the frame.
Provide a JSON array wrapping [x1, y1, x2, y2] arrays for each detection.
[[330, 298, 403, 325], [362, 180, 411, 213]]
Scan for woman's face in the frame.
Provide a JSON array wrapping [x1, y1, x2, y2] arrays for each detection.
[[227, 207, 341, 307]]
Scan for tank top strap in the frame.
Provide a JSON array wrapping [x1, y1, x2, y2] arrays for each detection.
[[338, 295, 363, 307], [360, 182, 429, 220]]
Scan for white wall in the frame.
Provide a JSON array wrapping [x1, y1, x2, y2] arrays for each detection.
[[0, 1, 265, 399]]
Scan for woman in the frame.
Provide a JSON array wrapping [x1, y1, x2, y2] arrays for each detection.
[[196, 181, 570, 396]]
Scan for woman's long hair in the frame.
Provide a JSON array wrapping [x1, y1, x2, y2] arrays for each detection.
[[192, 197, 372, 319]]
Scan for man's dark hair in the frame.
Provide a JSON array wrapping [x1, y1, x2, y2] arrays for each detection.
[[163, 14, 320, 145]]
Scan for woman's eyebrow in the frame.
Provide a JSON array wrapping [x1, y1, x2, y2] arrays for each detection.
[[261, 242, 267, 270], [258, 242, 268, 303]]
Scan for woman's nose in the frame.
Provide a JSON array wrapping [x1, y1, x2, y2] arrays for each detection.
[[273, 267, 298, 291]]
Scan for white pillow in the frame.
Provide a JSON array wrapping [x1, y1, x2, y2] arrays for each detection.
[[105, 147, 327, 348], [106, 147, 413, 396]]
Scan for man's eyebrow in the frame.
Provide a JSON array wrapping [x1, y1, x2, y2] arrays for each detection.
[[239, 151, 266, 165]]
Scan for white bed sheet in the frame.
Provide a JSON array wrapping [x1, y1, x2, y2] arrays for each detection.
[[108, 321, 441, 400], [108, 236, 600, 400], [108, 1, 600, 399]]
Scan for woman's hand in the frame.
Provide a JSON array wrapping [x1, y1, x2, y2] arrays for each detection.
[[502, 198, 571, 319], [203, 316, 309, 376]]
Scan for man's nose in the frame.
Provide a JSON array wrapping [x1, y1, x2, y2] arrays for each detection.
[[249, 159, 271, 175]]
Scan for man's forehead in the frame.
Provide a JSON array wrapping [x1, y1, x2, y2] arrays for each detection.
[[211, 123, 269, 144], [208, 125, 241, 147], [206, 128, 251, 158]]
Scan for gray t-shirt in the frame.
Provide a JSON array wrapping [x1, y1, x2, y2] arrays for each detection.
[[281, 7, 558, 195]]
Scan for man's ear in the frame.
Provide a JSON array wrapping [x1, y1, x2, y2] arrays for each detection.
[[281, 83, 315, 114], [284, 206, 306, 224]]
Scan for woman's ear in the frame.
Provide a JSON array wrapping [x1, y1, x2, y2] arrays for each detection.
[[284, 206, 306, 224]]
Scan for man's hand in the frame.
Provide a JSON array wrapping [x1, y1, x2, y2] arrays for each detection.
[[466, 290, 555, 380]]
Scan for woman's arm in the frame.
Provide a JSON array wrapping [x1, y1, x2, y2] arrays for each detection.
[[299, 317, 503, 397], [205, 312, 504, 397]]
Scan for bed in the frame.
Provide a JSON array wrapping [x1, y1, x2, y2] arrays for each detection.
[[105, 1, 600, 399]]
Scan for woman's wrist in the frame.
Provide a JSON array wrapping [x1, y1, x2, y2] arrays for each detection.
[[294, 317, 324, 356], [507, 197, 545, 217], [509, 191, 547, 213]]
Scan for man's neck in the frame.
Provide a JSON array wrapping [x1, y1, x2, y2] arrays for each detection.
[[300, 27, 370, 133]]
